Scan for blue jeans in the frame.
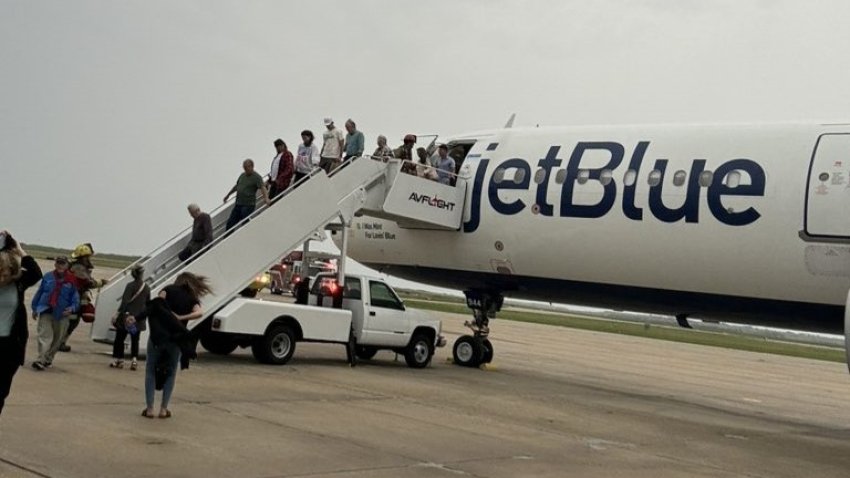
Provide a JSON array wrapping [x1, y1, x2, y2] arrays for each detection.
[[144, 339, 181, 409], [225, 204, 255, 231]]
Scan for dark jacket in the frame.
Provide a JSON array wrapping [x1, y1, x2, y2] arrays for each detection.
[[115, 280, 150, 331], [11, 256, 43, 365], [146, 297, 196, 370], [146, 298, 188, 347], [273, 151, 294, 192]]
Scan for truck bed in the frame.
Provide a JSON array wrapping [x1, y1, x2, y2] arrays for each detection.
[[214, 299, 352, 343]]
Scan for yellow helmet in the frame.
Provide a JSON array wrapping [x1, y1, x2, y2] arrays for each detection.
[[71, 243, 94, 259]]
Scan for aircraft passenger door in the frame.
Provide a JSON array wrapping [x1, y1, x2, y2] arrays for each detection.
[[363, 280, 409, 346], [806, 134, 850, 238]]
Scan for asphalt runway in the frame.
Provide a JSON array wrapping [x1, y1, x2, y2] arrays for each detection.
[[1, 263, 849, 477]]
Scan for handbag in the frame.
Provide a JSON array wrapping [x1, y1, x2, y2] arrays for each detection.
[[80, 303, 96, 323]]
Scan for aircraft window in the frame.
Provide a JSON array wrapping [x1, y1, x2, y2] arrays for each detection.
[[673, 170, 687, 187], [555, 169, 567, 184], [493, 168, 505, 184], [513, 168, 526, 184], [369, 281, 404, 311], [699, 171, 714, 187], [534, 168, 546, 184], [623, 169, 637, 186], [576, 170, 590, 185], [600, 169, 613, 186], [647, 170, 662, 187], [724, 170, 741, 188], [819, 172, 830, 182]]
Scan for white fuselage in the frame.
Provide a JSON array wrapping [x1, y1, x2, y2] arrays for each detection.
[[341, 123, 850, 329]]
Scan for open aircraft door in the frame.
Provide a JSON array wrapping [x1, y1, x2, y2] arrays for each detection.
[[805, 133, 850, 238]]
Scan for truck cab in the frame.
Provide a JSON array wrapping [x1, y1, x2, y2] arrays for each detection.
[[310, 273, 444, 351], [208, 273, 445, 368]]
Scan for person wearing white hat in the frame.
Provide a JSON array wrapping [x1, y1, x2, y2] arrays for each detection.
[[319, 117, 344, 173]]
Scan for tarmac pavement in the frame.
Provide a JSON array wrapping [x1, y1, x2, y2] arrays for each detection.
[[1, 262, 849, 477]]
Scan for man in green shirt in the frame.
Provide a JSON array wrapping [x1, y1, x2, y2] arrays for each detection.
[[223, 159, 271, 231]]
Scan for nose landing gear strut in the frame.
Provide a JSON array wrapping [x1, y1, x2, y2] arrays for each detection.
[[452, 290, 503, 367]]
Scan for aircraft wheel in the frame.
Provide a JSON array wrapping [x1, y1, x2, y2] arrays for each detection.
[[481, 339, 493, 364], [452, 335, 482, 367]]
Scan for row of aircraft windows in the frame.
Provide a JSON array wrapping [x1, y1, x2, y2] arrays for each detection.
[[493, 168, 744, 188]]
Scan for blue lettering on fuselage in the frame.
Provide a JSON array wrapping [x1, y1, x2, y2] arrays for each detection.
[[463, 141, 766, 233]]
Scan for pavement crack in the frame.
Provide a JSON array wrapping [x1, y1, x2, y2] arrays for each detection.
[[0, 455, 53, 478]]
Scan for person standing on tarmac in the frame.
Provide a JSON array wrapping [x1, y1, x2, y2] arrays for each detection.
[[0, 231, 42, 414], [59, 243, 106, 353], [143, 272, 212, 419], [31, 256, 79, 369], [109, 265, 150, 371]]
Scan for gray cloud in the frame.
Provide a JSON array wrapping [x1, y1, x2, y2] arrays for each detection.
[[2, 0, 849, 254]]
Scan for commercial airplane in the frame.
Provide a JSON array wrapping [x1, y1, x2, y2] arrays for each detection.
[[336, 121, 850, 365], [93, 119, 850, 369]]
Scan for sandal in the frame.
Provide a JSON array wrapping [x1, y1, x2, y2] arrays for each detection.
[[141, 409, 155, 419], [130, 359, 138, 371], [159, 409, 172, 419], [110, 360, 124, 369]]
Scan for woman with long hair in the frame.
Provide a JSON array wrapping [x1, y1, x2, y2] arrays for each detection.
[[143, 272, 211, 419], [0, 231, 42, 415]]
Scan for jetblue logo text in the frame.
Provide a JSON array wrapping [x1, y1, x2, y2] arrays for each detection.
[[463, 141, 766, 233], [409, 192, 456, 211]]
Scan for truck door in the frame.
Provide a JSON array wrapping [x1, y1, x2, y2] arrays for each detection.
[[806, 133, 850, 238], [341, 277, 365, 338], [362, 280, 409, 346]]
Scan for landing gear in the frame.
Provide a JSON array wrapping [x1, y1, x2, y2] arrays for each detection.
[[452, 290, 502, 367]]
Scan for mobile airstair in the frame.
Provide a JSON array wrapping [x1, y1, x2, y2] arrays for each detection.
[[91, 155, 466, 344]]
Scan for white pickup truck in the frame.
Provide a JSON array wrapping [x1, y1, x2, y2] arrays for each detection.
[[204, 273, 445, 368]]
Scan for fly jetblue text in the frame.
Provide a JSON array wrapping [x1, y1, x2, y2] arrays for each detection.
[[463, 141, 766, 233]]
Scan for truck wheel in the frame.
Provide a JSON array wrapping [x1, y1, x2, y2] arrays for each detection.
[[240, 287, 258, 298], [405, 333, 434, 368], [252, 325, 296, 365], [200, 333, 238, 356], [355, 346, 378, 360], [452, 335, 482, 367], [481, 339, 494, 364]]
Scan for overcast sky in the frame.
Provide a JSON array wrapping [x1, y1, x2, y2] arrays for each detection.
[[3, 0, 850, 262]]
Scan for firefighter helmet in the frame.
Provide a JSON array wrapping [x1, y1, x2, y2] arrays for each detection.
[[71, 243, 94, 259]]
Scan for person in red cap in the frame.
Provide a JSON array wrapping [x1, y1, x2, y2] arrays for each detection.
[[394, 134, 418, 175]]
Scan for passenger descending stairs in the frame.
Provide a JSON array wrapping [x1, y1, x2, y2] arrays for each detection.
[[92, 155, 466, 343]]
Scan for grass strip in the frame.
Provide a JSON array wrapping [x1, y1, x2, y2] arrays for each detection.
[[404, 299, 845, 364], [24, 244, 139, 270]]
